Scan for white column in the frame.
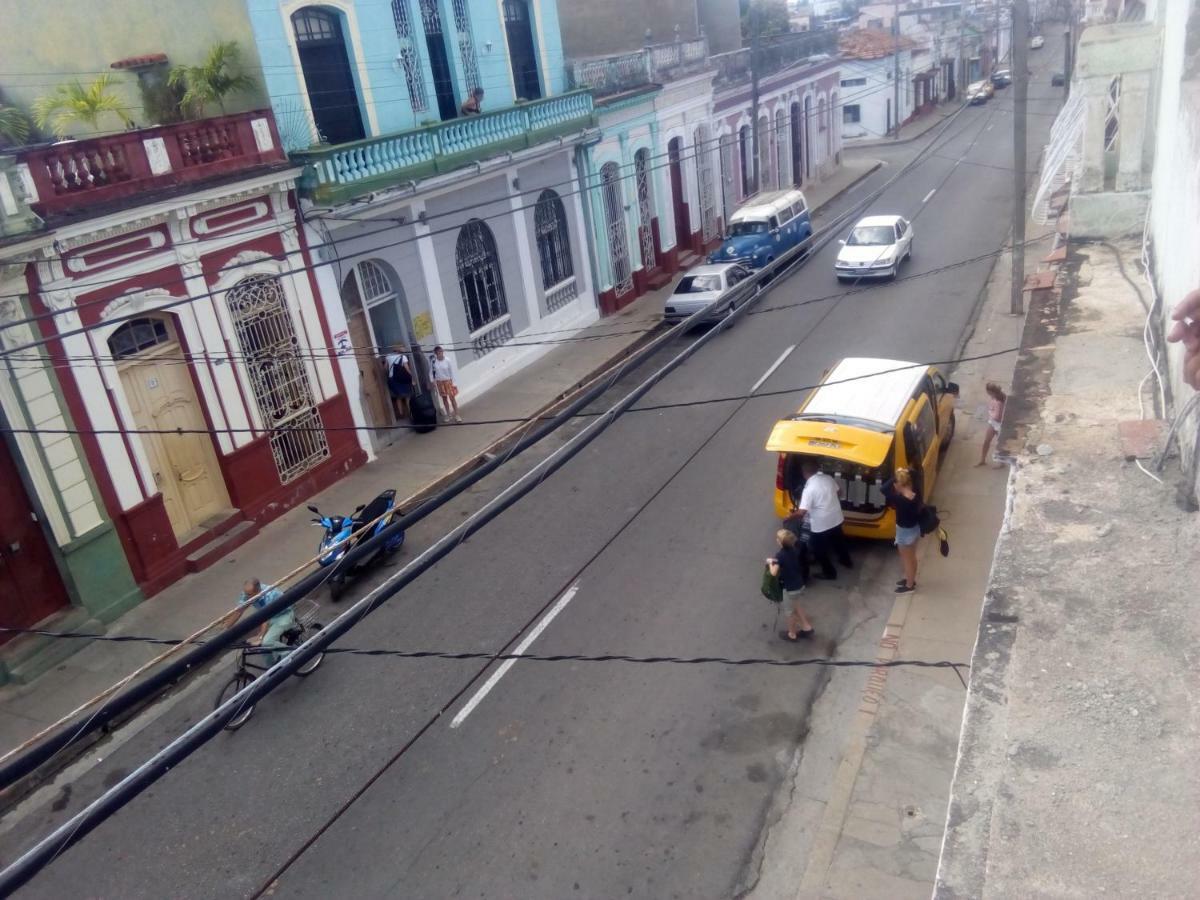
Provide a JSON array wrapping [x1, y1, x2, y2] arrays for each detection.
[[507, 171, 544, 326], [569, 177, 595, 303], [412, 201, 458, 361]]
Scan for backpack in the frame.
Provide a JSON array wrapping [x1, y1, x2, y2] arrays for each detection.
[[390, 356, 412, 384], [918, 504, 940, 536]]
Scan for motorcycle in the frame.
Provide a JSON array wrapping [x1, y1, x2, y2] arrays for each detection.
[[308, 489, 406, 602]]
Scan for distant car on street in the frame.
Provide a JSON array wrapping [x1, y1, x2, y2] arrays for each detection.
[[966, 80, 993, 104], [1051, 71, 1065, 86], [834, 215, 914, 282], [1030, 35, 1045, 49], [663, 263, 757, 324], [991, 69, 1012, 88]]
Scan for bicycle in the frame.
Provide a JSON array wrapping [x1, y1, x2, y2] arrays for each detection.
[[214, 600, 325, 731]]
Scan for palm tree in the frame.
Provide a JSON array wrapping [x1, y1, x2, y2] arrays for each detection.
[[0, 106, 32, 147], [32, 75, 133, 139], [169, 42, 256, 117]]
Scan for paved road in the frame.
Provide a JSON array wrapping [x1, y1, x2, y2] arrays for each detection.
[[1, 62, 1061, 899]]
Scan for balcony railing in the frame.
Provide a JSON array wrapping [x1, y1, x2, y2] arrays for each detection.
[[568, 37, 711, 96], [295, 91, 596, 206], [0, 155, 43, 238], [15, 111, 287, 219], [712, 30, 839, 89]]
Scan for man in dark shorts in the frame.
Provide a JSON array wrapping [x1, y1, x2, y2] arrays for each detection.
[[385, 345, 413, 419]]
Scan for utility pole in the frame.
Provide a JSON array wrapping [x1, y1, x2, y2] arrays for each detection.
[[892, 1, 901, 138], [1010, 0, 1029, 316], [994, 0, 1001, 69], [750, 2, 762, 193]]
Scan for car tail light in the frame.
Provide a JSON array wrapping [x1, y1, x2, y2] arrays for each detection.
[[776, 453, 787, 491]]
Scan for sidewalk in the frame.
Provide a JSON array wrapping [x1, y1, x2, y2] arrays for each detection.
[[0, 156, 884, 761], [745, 221, 1050, 900], [845, 100, 961, 150], [936, 242, 1200, 898]]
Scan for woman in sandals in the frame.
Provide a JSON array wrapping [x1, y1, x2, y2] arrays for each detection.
[[883, 468, 922, 594], [768, 529, 814, 641]]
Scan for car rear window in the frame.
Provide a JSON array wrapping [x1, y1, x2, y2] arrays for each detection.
[[675, 274, 723, 293]]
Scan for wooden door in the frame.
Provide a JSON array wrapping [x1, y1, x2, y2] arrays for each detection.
[[348, 310, 393, 428], [0, 440, 70, 640], [120, 350, 229, 538]]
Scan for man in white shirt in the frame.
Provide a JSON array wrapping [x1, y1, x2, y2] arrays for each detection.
[[795, 459, 854, 580]]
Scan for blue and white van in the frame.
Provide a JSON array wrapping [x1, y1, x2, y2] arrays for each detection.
[[707, 189, 813, 270]]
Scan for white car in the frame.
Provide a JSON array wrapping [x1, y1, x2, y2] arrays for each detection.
[[834, 215, 914, 281], [1030, 35, 1045, 49], [663, 263, 758, 324]]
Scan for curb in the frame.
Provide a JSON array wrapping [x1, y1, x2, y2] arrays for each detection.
[[810, 160, 884, 217], [390, 325, 664, 514], [845, 106, 964, 149]]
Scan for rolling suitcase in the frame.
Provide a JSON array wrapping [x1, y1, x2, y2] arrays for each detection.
[[409, 391, 438, 434]]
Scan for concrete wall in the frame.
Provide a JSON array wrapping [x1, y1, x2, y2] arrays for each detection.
[[840, 53, 914, 141], [558, 0, 701, 57], [0, 0, 267, 130], [1149, 0, 1200, 497]]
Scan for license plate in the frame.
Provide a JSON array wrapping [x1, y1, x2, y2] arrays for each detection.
[[808, 438, 840, 449]]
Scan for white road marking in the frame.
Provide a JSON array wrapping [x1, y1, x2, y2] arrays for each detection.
[[751, 345, 796, 395], [922, 188, 937, 204], [450, 583, 580, 729]]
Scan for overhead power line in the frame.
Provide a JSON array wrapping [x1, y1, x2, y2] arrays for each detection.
[[0, 347, 1021, 438]]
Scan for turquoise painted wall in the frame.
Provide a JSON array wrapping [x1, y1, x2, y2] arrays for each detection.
[[244, 0, 568, 147]]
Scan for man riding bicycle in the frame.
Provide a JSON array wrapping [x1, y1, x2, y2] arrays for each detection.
[[232, 578, 297, 665]]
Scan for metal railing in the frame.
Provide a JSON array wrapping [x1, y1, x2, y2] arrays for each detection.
[[567, 36, 711, 96], [295, 91, 596, 206], [712, 30, 839, 89]]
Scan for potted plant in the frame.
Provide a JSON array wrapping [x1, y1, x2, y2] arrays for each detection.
[[168, 41, 255, 117], [32, 75, 133, 140]]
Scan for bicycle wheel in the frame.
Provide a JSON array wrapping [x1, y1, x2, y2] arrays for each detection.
[[295, 624, 325, 677], [215, 671, 257, 730]]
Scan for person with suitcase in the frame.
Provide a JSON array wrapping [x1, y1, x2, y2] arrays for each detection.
[[384, 345, 414, 420]]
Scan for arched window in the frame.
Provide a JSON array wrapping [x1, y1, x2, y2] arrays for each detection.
[[600, 162, 633, 297], [535, 190, 576, 311], [738, 124, 751, 197], [226, 274, 329, 482], [774, 109, 789, 190], [719, 131, 737, 222], [757, 116, 771, 192], [456, 220, 511, 354], [633, 149, 656, 271], [790, 100, 803, 186], [694, 124, 717, 242], [108, 316, 172, 359]]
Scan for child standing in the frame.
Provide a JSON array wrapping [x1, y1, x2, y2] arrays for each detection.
[[977, 382, 1007, 467], [429, 346, 461, 422]]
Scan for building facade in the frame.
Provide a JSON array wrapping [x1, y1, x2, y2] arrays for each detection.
[[245, 0, 601, 456], [567, 22, 845, 314], [838, 30, 919, 141]]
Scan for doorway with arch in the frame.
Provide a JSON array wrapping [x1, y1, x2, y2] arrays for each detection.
[[340, 260, 419, 436], [109, 315, 231, 540]]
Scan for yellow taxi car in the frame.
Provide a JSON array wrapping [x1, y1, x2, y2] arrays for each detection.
[[765, 358, 959, 540]]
